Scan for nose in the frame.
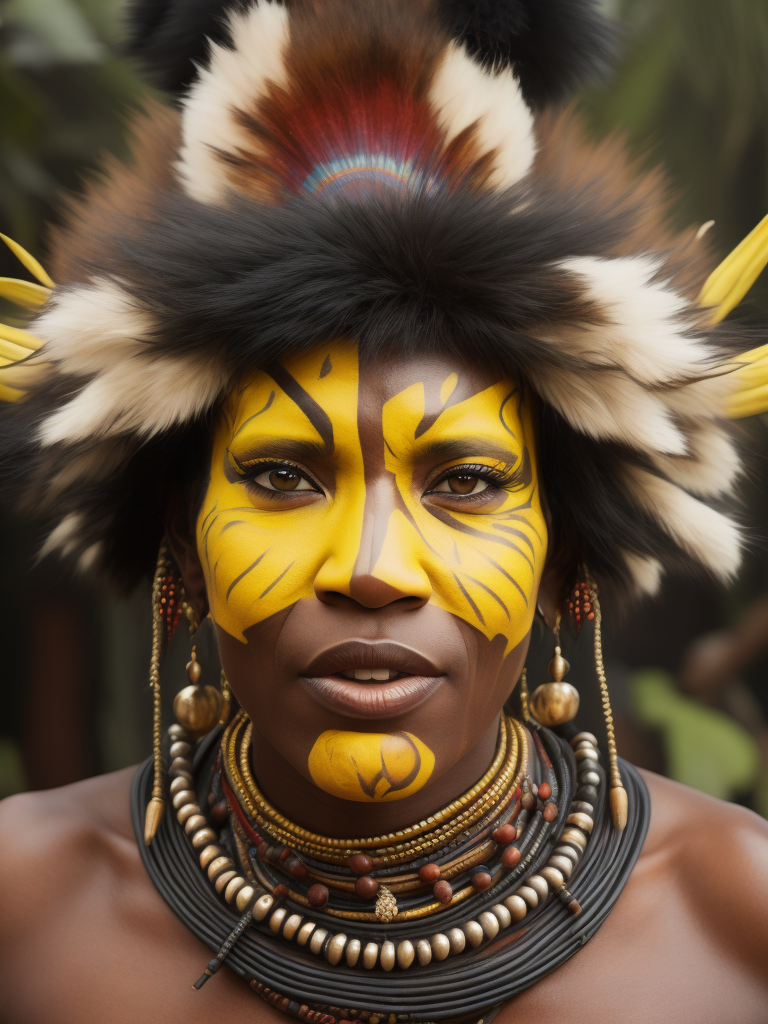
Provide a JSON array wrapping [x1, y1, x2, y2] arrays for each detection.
[[314, 481, 433, 609]]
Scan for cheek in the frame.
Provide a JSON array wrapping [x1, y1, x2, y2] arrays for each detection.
[[198, 499, 327, 641], [308, 730, 435, 802]]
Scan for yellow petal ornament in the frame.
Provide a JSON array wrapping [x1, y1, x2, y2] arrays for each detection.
[[697, 213, 768, 418], [0, 234, 53, 403]]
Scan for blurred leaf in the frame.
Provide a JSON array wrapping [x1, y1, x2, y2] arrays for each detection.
[[4, 0, 106, 66]]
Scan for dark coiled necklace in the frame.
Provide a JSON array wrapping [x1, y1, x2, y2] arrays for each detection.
[[132, 716, 649, 1023]]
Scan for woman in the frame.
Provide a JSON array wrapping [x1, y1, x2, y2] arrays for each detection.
[[1, 1, 767, 1021]]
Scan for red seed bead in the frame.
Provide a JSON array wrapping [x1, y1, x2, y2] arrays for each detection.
[[471, 870, 492, 891], [418, 862, 441, 883], [501, 845, 521, 869], [306, 883, 329, 908], [272, 884, 289, 899], [492, 823, 516, 846], [211, 800, 228, 823], [538, 782, 552, 801], [348, 853, 374, 875], [433, 879, 453, 904], [543, 801, 558, 822], [285, 856, 308, 879], [355, 874, 380, 899], [280, 847, 293, 861], [512, 787, 522, 801], [475, 868, 493, 892]]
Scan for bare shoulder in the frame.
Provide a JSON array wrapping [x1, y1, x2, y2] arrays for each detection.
[[0, 767, 141, 941], [639, 769, 768, 976]]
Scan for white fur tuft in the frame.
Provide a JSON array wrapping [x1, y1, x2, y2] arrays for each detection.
[[534, 364, 687, 455], [39, 353, 229, 446], [623, 552, 663, 597], [38, 513, 83, 560], [624, 466, 741, 579], [652, 426, 740, 498], [34, 280, 153, 376], [429, 43, 536, 190], [178, 1, 290, 204], [557, 256, 718, 386]]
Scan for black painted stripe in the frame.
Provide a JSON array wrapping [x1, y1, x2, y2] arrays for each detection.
[[267, 362, 334, 455], [259, 561, 294, 599], [226, 550, 268, 600], [452, 571, 485, 625]]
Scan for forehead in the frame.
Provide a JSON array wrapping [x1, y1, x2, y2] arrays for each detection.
[[223, 344, 518, 442]]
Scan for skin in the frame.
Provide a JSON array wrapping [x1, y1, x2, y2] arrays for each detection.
[[188, 341, 545, 830], [1, 347, 767, 1021]]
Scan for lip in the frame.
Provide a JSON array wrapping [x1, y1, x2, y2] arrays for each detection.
[[299, 640, 444, 719]]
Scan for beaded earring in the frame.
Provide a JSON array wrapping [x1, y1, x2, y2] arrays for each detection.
[[583, 569, 628, 830], [173, 607, 224, 737], [145, 545, 230, 846], [529, 612, 580, 727], [144, 542, 184, 845]]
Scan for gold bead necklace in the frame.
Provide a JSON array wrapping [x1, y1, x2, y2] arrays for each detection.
[[223, 710, 526, 866]]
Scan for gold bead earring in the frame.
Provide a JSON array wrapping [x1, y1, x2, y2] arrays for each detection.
[[144, 542, 182, 846], [529, 612, 580, 727], [584, 569, 628, 830], [172, 606, 223, 737], [519, 667, 530, 722]]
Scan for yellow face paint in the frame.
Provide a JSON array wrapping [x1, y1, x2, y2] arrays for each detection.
[[376, 378, 545, 653], [200, 342, 366, 641], [199, 340, 547, 802], [308, 730, 435, 802]]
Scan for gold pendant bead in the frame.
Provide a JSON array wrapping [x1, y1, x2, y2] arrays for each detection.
[[374, 884, 398, 922], [529, 681, 580, 727], [610, 784, 629, 830], [186, 652, 202, 684], [547, 650, 570, 682], [173, 684, 223, 735], [530, 633, 579, 726], [143, 795, 164, 846]]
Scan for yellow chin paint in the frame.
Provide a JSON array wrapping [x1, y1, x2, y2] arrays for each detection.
[[308, 730, 435, 802]]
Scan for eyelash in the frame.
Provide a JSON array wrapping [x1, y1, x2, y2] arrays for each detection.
[[233, 458, 323, 497], [426, 462, 522, 498], [232, 458, 521, 500]]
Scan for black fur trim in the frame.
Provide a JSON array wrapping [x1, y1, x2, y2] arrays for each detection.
[[124, 0, 258, 93], [125, 0, 616, 104], [0, 176, 742, 597], [438, 0, 618, 108]]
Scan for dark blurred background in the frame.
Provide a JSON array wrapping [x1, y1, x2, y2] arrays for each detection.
[[1, 0, 767, 812]]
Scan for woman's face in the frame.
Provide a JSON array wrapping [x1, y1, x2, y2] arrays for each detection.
[[197, 341, 547, 802]]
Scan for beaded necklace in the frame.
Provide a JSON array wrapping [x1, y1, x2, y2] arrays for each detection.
[[134, 715, 650, 1023]]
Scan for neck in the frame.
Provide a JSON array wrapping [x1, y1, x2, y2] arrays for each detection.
[[249, 715, 502, 837]]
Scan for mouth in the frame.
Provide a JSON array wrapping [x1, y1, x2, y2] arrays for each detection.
[[299, 640, 445, 719]]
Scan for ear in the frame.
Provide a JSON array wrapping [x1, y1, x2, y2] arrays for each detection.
[[536, 560, 567, 631], [165, 493, 209, 624]]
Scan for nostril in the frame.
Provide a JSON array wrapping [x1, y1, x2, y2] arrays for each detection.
[[348, 575, 425, 609], [315, 589, 350, 606]]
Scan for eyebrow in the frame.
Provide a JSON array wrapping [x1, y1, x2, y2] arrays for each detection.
[[415, 439, 520, 466], [228, 438, 329, 466]]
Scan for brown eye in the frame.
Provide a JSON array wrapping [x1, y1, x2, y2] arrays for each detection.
[[434, 474, 489, 496], [269, 469, 300, 491], [251, 465, 317, 493]]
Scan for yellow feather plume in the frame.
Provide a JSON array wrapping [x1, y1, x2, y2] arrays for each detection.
[[0, 235, 53, 403], [697, 213, 768, 419]]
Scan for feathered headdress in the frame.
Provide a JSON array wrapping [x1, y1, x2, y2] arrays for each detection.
[[0, 0, 765, 601]]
